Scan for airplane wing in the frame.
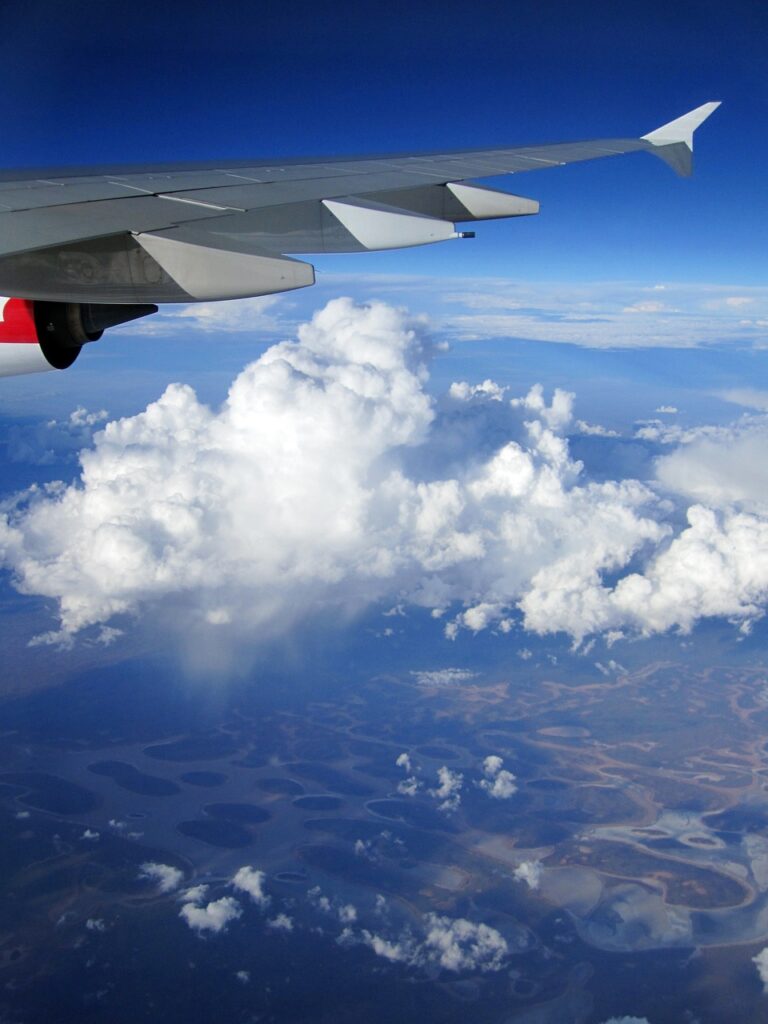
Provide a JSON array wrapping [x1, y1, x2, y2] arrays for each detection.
[[0, 102, 720, 376]]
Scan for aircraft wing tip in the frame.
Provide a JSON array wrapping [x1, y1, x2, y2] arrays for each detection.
[[641, 101, 722, 150]]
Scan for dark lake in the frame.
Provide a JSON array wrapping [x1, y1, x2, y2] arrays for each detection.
[[180, 771, 228, 787], [144, 734, 237, 762], [293, 795, 343, 811], [177, 819, 252, 848], [88, 761, 180, 796], [255, 777, 304, 796], [0, 772, 99, 814], [285, 763, 374, 797], [204, 803, 270, 824]]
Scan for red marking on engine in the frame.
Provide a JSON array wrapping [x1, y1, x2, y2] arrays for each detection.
[[0, 298, 38, 343]]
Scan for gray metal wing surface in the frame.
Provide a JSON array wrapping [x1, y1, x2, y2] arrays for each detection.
[[0, 103, 720, 304]]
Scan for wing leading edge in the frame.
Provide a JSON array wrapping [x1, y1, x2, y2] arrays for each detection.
[[0, 103, 720, 304]]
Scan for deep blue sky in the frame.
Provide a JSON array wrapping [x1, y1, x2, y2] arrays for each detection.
[[0, 0, 766, 684], [0, 0, 764, 282], [0, 0, 764, 415]]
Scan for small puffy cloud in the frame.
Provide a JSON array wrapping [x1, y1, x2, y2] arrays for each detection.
[[180, 884, 209, 904], [231, 866, 270, 907], [482, 755, 503, 776], [235, 970, 250, 984], [430, 766, 463, 812], [86, 918, 107, 932], [398, 777, 421, 796], [395, 752, 412, 772], [598, 1018, 651, 1024], [480, 771, 517, 799], [422, 914, 508, 973], [180, 896, 242, 935], [358, 914, 507, 974], [361, 931, 413, 963], [575, 419, 619, 437], [268, 913, 294, 932], [449, 379, 506, 402], [15, 811, 30, 820], [338, 904, 357, 924], [595, 659, 627, 677], [140, 862, 183, 894], [479, 756, 517, 799], [307, 886, 332, 913], [510, 383, 573, 432], [655, 405, 678, 414], [753, 947, 768, 991], [513, 861, 543, 890]]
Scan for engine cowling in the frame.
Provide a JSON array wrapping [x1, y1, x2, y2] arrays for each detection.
[[0, 298, 157, 378]]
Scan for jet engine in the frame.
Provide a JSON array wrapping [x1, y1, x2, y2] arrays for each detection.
[[0, 298, 157, 377]]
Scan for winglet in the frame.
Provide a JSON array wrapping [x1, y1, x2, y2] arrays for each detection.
[[642, 101, 721, 148], [640, 101, 721, 176]]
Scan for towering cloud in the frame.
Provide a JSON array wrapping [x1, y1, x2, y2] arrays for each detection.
[[2, 297, 768, 653]]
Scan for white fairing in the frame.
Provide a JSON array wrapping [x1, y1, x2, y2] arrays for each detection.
[[323, 199, 456, 250], [135, 233, 316, 300], [446, 183, 540, 219], [0, 343, 53, 378]]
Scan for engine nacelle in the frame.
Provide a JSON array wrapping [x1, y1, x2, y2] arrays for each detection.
[[0, 298, 157, 378]]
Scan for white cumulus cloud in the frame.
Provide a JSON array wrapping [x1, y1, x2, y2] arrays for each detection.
[[753, 947, 768, 991], [139, 862, 183, 893], [656, 424, 768, 509], [398, 777, 421, 796], [231, 866, 270, 907], [513, 860, 543, 890], [598, 1018, 651, 1024], [479, 756, 517, 799], [429, 766, 463, 813], [422, 914, 508, 973], [4, 297, 768, 652], [267, 913, 294, 932], [179, 896, 242, 935], [357, 914, 508, 975], [180, 884, 209, 904]]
